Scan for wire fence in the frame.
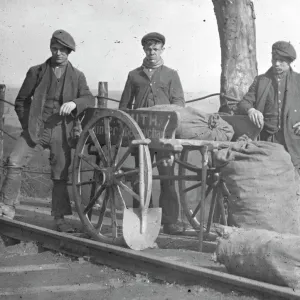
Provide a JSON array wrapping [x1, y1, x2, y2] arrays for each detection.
[[0, 91, 240, 142], [0, 98, 88, 195]]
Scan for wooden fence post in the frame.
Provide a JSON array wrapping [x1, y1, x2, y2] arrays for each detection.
[[0, 85, 5, 168], [97, 82, 108, 108]]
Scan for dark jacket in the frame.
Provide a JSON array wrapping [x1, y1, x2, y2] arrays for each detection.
[[238, 67, 300, 167], [15, 58, 94, 145], [119, 65, 185, 109]]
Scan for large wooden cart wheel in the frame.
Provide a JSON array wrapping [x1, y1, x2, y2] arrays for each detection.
[[178, 148, 228, 233], [72, 109, 155, 248]]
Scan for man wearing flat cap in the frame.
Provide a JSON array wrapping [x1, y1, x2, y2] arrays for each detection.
[[238, 41, 300, 170], [0, 29, 94, 231], [119, 32, 185, 235]]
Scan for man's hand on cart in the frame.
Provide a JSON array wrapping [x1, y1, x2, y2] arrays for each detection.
[[247, 108, 264, 128], [293, 122, 300, 135], [163, 153, 174, 167], [60, 101, 76, 116]]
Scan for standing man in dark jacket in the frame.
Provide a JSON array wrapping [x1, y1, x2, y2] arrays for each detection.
[[0, 29, 95, 231], [119, 32, 185, 234], [238, 41, 300, 171]]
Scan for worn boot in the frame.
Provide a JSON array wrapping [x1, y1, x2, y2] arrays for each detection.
[[0, 203, 15, 219], [55, 216, 75, 233], [163, 221, 184, 235]]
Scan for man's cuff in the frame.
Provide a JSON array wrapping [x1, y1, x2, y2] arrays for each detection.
[[70, 101, 78, 117], [247, 108, 256, 115]]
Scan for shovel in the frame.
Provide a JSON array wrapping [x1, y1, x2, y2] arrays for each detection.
[[123, 144, 162, 250], [123, 207, 162, 250]]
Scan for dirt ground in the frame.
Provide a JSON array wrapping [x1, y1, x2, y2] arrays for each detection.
[[0, 239, 268, 300], [0, 197, 287, 300]]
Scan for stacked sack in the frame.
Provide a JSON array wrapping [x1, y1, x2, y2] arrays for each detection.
[[216, 227, 300, 288], [214, 140, 300, 234]]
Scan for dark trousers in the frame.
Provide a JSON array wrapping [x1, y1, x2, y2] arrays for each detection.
[[133, 150, 179, 225], [0, 120, 72, 217], [260, 129, 286, 146]]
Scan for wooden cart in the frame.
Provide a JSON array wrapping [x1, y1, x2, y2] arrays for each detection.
[[72, 105, 261, 251]]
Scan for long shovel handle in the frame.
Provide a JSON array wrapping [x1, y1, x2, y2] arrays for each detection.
[[139, 144, 147, 233], [198, 145, 209, 252]]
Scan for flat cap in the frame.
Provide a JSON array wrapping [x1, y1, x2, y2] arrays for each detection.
[[141, 32, 165, 46], [51, 29, 76, 52], [272, 41, 296, 62]]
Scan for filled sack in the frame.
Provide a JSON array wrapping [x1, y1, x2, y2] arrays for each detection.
[[139, 105, 234, 141], [215, 140, 300, 234], [216, 227, 300, 288]]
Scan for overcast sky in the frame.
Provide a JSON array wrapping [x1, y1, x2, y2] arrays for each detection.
[[1, 0, 300, 93]]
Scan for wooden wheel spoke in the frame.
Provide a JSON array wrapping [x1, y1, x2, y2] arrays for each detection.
[[114, 185, 127, 207], [104, 117, 112, 165], [115, 179, 140, 201], [88, 129, 108, 166], [83, 184, 106, 215], [220, 180, 230, 197], [76, 180, 96, 187], [175, 157, 201, 173], [116, 168, 139, 183], [206, 187, 219, 233], [182, 182, 202, 194], [95, 188, 110, 232], [123, 169, 139, 176], [114, 146, 133, 171], [112, 126, 125, 166], [217, 189, 227, 226], [78, 153, 101, 171], [191, 185, 213, 219]]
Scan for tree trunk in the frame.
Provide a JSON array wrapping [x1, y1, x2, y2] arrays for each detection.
[[0, 85, 5, 165], [212, 0, 257, 113]]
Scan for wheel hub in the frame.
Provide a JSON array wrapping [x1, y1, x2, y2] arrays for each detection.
[[101, 167, 115, 186], [94, 169, 106, 185]]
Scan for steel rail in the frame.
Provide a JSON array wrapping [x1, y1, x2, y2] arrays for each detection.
[[0, 217, 299, 299]]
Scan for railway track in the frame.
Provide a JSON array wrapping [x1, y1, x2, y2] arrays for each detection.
[[0, 216, 299, 300]]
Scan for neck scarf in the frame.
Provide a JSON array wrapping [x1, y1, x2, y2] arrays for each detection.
[[50, 58, 68, 68], [52, 65, 67, 79], [142, 57, 164, 69], [273, 67, 290, 80]]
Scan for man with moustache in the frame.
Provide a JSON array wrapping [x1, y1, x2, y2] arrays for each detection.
[[119, 32, 185, 235], [238, 41, 300, 172], [0, 29, 94, 232]]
